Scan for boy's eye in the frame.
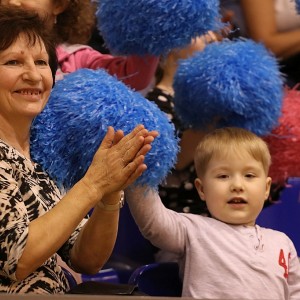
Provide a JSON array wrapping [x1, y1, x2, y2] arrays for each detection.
[[217, 174, 228, 179], [245, 173, 256, 178]]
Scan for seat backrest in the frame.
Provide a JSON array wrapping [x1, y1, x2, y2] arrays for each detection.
[[128, 262, 182, 297], [61, 266, 77, 290], [104, 202, 157, 283], [81, 268, 119, 284], [256, 177, 300, 254], [112, 202, 156, 264]]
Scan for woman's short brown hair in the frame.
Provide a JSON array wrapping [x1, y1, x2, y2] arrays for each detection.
[[0, 5, 58, 84]]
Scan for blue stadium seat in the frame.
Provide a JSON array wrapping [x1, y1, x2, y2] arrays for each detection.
[[62, 266, 120, 291], [257, 177, 300, 254], [104, 202, 157, 283], [128, 262, 182, 297], [62, 267, 77, 290], [81, 268, 119, 284]]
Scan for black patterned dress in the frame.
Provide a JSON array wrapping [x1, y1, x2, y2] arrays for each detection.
[[0, 140, 87, 294], [146, 87, 208, 215]]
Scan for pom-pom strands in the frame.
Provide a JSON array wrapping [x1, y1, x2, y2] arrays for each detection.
[[31, 69, 179, 190], [264, 87, 300, 183], [173, 39, 284, 136], [296, 0, 300, 14], [97, 0, 221, 56]]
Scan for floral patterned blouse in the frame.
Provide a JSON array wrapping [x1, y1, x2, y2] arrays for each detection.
[[0, 140, 87, 294]]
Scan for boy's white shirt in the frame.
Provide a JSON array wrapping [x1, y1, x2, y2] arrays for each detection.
[[126, 187, 300, 300]]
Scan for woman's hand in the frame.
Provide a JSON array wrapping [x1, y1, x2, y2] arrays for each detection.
[[81, 124, 158, 204]]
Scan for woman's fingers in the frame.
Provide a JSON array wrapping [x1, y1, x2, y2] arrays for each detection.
[[133, 130, 158, 158], [112, 130, 124, 146], [118, 128, 159, 163], [100, 126, 115, 149], [117, 126, 148, 164], [85, 125, 158, 197], [135, 144, 152, 157], [122, 155, 148, 186]]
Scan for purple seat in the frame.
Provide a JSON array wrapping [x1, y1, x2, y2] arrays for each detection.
[[81, 268, 119, 284], [128, 262, 182, 297], [104, 202, 157, 283], [62, 267, 77, 290], [257, 177, 300, 254]]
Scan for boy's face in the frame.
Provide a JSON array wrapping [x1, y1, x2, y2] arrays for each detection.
[[194, 150, 271, 226]]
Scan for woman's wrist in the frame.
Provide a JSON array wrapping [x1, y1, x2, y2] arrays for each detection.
[[97, 191, 125, 211]]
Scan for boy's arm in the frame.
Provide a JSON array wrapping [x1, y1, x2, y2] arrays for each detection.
[[125, 186, 186, 254]]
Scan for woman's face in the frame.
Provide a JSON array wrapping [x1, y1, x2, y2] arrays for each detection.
[[0, 0, 67, 28], [0, 33, 53, 122]]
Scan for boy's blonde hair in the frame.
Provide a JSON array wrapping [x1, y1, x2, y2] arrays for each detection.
[[194, 127, 271, 178]]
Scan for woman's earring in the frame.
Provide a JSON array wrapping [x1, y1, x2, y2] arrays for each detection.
[[54, 16, 57, 24]]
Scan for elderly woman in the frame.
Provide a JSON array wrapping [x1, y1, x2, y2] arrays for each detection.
[[0, 6, 157, 294]]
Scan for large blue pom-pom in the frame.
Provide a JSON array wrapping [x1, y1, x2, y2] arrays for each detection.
[[96, 0, 221, 56], [296, 0, 300, 13], [30, 69, 179, 190], [173, 39, 284, 136]]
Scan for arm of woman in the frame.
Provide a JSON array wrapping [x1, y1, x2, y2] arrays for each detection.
[[57, 45, 159, 91], [84, 50, 159, 91], [241, 0, 300, 58], [16, 125, 157, 279], [68, 127, 158, 274], [68, 191, 122, 274]]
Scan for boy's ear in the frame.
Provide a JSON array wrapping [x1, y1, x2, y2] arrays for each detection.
[[194, 178, 206, 201], [265, 177, 272, 200]]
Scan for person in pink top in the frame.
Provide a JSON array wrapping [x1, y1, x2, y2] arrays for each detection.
[[1, 0, 158, 91], [126, 127, 300, 299]]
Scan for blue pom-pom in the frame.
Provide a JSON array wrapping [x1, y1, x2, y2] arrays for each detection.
[[96, 0, 221, 56], [173, 39, 284, 136], [30, 69, 179, 190], [296, 0, 300, 13]]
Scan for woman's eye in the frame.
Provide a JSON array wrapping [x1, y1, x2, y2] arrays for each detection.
[[4, 60, 20, 66], [35, 60, 48, 66]]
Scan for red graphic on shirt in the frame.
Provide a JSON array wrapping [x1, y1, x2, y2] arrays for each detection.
[[278, 249, 291, 278]]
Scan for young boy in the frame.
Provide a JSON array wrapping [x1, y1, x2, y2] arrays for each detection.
[[125, 127, 300, 299]]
